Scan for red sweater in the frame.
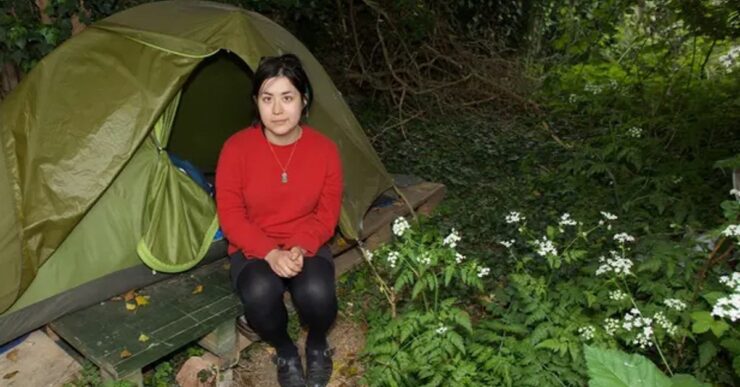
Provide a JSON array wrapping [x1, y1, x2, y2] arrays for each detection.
[[215, 125, 343, 258]]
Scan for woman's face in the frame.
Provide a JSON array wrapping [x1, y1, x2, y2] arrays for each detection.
[[256, 76, 304, 142]]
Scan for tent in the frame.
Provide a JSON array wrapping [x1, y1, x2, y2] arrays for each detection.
[[0, 0, 394, 344]]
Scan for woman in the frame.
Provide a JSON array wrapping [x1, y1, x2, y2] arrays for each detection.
[[215, 54, 342, 387]]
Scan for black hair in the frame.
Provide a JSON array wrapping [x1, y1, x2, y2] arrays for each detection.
[[251, 53, 313, 122]]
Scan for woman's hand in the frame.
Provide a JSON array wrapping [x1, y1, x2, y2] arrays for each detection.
[[265, 249, 303, 278]]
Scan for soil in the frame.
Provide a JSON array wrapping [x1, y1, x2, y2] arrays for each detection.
[[233, 317, 366, 386]]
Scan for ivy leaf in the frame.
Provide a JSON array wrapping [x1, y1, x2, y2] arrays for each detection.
[[698, 341, 717, 367], [584, 345, 671, 387], [691, 311, 712, 334], [709, 319, 729, 338]]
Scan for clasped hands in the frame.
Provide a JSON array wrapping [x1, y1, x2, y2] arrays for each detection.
[[265, 246, 307, 278]]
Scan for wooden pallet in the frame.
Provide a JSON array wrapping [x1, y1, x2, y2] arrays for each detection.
[[49, 180, 445, 385]]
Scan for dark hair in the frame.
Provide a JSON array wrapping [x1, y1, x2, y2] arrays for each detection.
[[251, 54, 313, 122]]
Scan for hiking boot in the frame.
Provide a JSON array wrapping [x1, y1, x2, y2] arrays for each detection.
[[272, 354, 306, 387], [305, 348, 334, 387], [236, 316, 262, 342]]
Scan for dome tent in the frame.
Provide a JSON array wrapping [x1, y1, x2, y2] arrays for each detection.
[[0, 0, 394, 344]]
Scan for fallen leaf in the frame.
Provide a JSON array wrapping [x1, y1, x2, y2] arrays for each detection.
[[5, 349, 19, 362], [138, 333, 149, 343], [134, 295, 150, 306], [123, 290, 136, 302], [125, 302, 137, 311], [120, 349, 132, 359], [192, 284, 204, 294], [3, 371, 18, 380]]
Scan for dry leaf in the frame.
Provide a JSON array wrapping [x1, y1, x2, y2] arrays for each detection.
[[120, 349, 132, 359], [3, 371, 18, 380], [5, 349, 19, 362], [192, 284, 204, 294], [134, 295, 150, 306], [138, 333, 149, 343], [123, 290, 136, 302], [125, 302, 136, 311]]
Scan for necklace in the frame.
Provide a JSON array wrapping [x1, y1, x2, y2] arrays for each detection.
[[266, 128, 301, 184]]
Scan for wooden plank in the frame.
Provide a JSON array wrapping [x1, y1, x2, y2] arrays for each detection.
[[50, 259, 243, 378], [0, 330, 82, 386]]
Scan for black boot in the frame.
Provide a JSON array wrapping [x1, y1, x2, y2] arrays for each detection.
[[273, 354, 306, 387], [305, 348, 334, 387]]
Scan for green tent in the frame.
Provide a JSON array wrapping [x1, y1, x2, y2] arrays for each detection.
[[0, 0, 394, 344]]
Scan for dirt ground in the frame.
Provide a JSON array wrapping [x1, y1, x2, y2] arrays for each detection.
[[232, 317, 366, 386]]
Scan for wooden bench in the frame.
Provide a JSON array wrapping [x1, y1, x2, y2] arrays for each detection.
[[48, 179, 446, 385]]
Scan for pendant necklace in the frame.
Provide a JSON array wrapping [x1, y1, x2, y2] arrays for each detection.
[[267, 128, 301, 184]]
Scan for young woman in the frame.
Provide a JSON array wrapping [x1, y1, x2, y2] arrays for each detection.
[[215, 54, 342, 387]]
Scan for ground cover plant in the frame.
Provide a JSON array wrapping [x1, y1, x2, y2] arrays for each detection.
[[3, 0, 740, 386]]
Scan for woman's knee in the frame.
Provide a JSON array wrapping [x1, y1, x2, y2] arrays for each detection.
[[235, 261, 284, 305]]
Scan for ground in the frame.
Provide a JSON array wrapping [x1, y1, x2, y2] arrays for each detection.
[[233, 316, 366, 386]]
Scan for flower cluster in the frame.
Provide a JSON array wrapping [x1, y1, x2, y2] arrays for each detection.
[[654, 311, 678, 336], [600, 211, 618, 221], [584, 83, 603, 95], [627, 127, 643, 138], [623, 309, 654, 349], [505, 211, 525, 224], [596, 250, 634, 277], [535, 237, 558, 257], [613, 232, 636, 244], [578, 325, 595, 341], [477, 266, 491, 278], [361, 248, 374, 262], [609, 289, 628, 301], [498, 239, 515, 248], [568, 94, 578, 104], [558, 213, 577, 227], [418, 252, 432, 266], [387, 251, 400, 268], [455, 253, 466, 264], [712, 294, 740, 322], [392, 217, 410, 237], [604, 318, 620, 336], [731, 188, 740, 200], [722, 225, 740, 238], [719, 272, 740, 292], [443, 229, 461, 248], [713, 272, 740, 322], [435, 324, 449, 335], [664, 298, 687, 312], [719, 45, 740, 73]]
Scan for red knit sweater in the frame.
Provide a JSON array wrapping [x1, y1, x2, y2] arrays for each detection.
[[215, 125, 343, 258]]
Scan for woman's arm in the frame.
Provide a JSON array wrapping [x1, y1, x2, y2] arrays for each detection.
[[215, 138, 278, 258], [285, 142, 343, 256]]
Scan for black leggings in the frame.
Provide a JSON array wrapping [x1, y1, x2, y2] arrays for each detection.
[[230, 246, 337, 356]]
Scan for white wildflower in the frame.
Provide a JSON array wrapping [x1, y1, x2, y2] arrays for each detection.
[[584, 83, 603, 95], [505, 211, 525, 224], [627, 127, 643, 138], [392, 217, 411, 237], [387, 251, 400, 268], [604, 318, 620, 336], [664, 298, 687, 312], [435, 324, 449, 335], [578, 325, 595, 341], [498, 239, 515, 248], [418, 252, 432, 265], [600, 211, 618, 221], [609, 289, 628, 301], [568, 94, 578, 104], [731, 188, 740, 199], [632, 326, 654, 349], [455, 252, 466, 264], [361, 248, 374, 262], [722, 225, 740, 238], [654, 311, 678, 336], [596, 250, 634, 277], [535, 237, 558, 257], [559, 213, 577, 227], [712, 293, 740, 322], [477, 266, 491, 278], [443, 228, 462, 248], [719, 272, 740, 293], [613, 232, 636, 244]]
